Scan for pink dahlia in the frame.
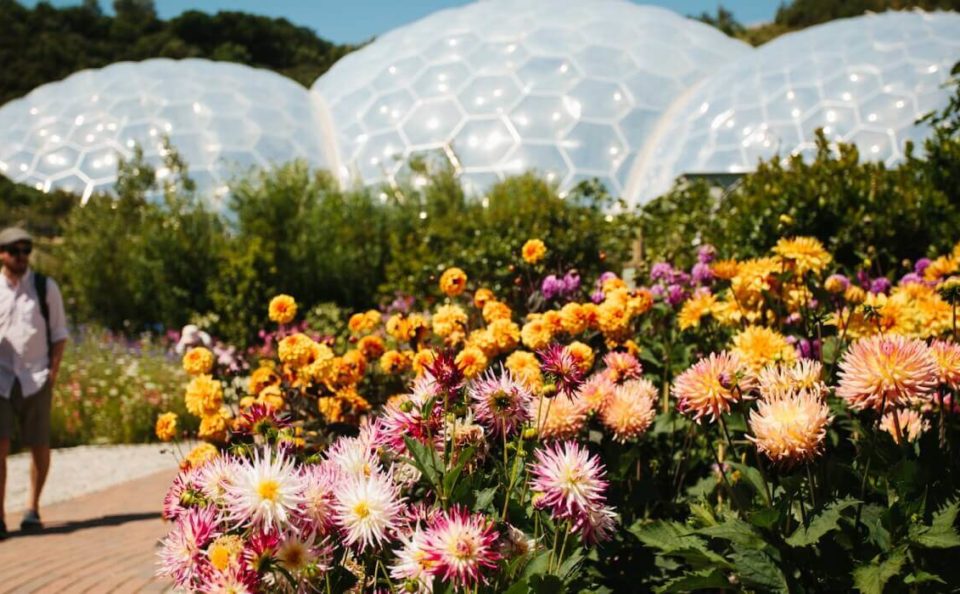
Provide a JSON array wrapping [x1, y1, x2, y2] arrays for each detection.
[[157, 505, 220, 588], [599, 378, 658, 443], [672, 351, 754, 423], [163, 466, 204, 521], [930, 339, 960, 390], [376, 394, 444, 454], [296, 462, 340, 536], [836, 335, 938, 412], [468, 367, 533, 437], [538, 343, 585, 397], [529, 441, 608, 520], [422, 506, 501, 589], [222, 447, 306, 534], [602, 351, 643, 384], [390, 528, 432, 592]]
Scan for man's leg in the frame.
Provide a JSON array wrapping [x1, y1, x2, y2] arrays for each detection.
[[28, 444, 49, 513], [0, 437, 8, 520]]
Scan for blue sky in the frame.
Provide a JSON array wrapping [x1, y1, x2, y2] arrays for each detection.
[[21, 1, 779, 44]]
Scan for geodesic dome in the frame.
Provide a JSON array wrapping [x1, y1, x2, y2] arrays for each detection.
[[0, 58, 331, 206], [310, 0, 750, 202], [627, 10, 960, 204]]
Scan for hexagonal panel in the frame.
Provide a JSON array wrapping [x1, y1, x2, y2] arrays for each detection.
[[453, 118, 517, 169]]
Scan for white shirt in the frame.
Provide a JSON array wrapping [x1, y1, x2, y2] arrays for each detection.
[[0, 268, 68, 398]]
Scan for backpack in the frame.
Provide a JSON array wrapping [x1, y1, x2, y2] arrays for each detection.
[[33, 272, 51, 353]]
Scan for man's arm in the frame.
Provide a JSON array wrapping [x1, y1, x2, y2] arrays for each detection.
[[49, 339, 66, 385]]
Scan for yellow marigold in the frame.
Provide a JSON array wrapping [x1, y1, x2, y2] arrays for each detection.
[[601, 379, 657, 443], [185, 374, 223, 417], [731, 326, 797, 373], [380, 349, 413, 375], [711, 259, 740, 280], [542, 310, 565, 335], [559, 302, 588, 335], [596, 299, 631, 342], [924, 255, 957, 282], [629, 288, 654, 317], [506, 351, 542, 391], [278, 333, 318, 368], [531, 393, 588, 440], [748, 391, 831, 465], [357, 335, 386, 361], [256, 384, 285, 410], [182, 347, 215, 376], [580, 302, 600, 330], [248, 366, 281, 395], [520, 317, 553, 351], [565, 341, 595, 373], [439, 267, 468, 297], [198, 412, 229, 442], [318, 388, 370, 424], [348, 310, 382, 335], [772, 236, 832, 275], [678, 290, 717, 331], [386, 313, 427, 343], [268, 294, 298, 325], [602, 277, 626, 293], [521, 239, 547, 264], [489, 319, 521, 352], [432, 304, 468, 338], [207, 535, 244, 572], [482, 300, 513, 323], [465, 328, 498, 358], [455, 346, 488, 379], [155, 412, 178, 442], [473, 288, 495, 309], [880, 408, 929, 444], [184, 442, 219, 469], [413, 348, 437, 375]]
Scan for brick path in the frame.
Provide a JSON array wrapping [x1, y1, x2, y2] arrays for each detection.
[[1, 470, 175, 593]]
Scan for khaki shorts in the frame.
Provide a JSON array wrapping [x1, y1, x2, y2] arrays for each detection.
[[0, 380, 53, 446]]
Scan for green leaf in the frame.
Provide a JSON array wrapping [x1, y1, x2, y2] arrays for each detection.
[[731, 549, 789, 593], [697, 517, 766, 549], [727, 462, 771, 505], [748, 507, 782, 530], [557, 548, 584, 580], [403, 436, 441, 488], [853, 549, 906, 594], [530, 574, 564, 593], [656, 569, 730, 593], [520, 550, 553, 580], [903, 571, 946, 586], [442, 445, 475, 495], [474, 486, 497, 512], [629, 520, 709, 553], [911, 500, 960, 549], [502, 579, 530, 594], [786, 497, 859, 547]]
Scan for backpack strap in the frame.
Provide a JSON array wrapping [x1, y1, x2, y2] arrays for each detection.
[[33, 272, 51, 354]]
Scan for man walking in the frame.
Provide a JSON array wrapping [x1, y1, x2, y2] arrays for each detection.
[[0, 227, 68, 539]]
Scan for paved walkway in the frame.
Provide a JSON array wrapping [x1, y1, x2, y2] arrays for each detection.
[[1, 470, 175, 593]]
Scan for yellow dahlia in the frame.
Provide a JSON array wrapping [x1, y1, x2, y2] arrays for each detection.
[[386, 313, 427, 343], [455, 346, 488, 379], [357, 335, 386, 361], [198, 412, 229, 442], [730, 326, 797, 373], [710, 259, 740, 281], [748, 391, 831, 465], [489, 318, 520, 352], [256, 384, 285, 410], [268, 294, 298, 325], [185, 374, 223, 417], [380, 350, 413, 375], [924, 255, 957, 282], [880, 408, 929, 444], [248, 366, 281, 396], [278, 333, 319, 368], [432, 304, 468, 338], [678, 290, 717, 331], [473, 288, 495, 309], [155, 412, 178, 442], [182, 346, 215, 376], [506, 351, 542, 391], [836, 335, 938, 412], [482, 300, 512, 323], [439, 267, 468, 297], [600, 378, 657, 443], [672, 352, 754, 423], [348, 310, 382, 335], [596, 300, 631, 343], [930, 339, 960, 389], [521, 239, 547, 264], [521, 317, 553, 351], [559, 302, 589, 336], [772, 236, 832, 276]]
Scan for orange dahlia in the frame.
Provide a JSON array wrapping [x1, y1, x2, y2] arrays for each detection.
[[599, 378, 657, 443], [836, 335, 937, 412], [672, 352, 754, 423], [748, 391, 831, 465]]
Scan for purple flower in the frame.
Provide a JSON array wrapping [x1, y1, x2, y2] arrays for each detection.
[[541, 275, 564, 301], [899, 272, 924, 286], [598, 271, 618, 284], [869, 277, 892, 294], [691, 262, 713, 285], [591, 289, 605, 304], [697, 245, 716, 264], [562, 270, 581, 295], [649, 262, 673, 282], [915, 258, 931, 276], [666, 284, 687, 307]]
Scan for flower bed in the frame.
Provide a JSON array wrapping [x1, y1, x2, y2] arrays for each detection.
[[156, 236, 960, 593]]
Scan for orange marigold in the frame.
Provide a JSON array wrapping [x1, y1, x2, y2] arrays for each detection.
[[439, 267, 468, 297], [268, 294, 297, 325], [521, 239, 547, 264]]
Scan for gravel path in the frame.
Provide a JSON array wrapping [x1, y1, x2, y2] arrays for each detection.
[[4, 443, 185, 514]]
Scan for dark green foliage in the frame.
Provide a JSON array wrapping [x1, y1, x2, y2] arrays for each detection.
[[0, 0, 354, 106]]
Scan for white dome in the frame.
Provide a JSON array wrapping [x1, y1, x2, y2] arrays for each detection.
[[628, 10, 960, 203], [0, 58, 333, 206], [311, 0, 750, 203]]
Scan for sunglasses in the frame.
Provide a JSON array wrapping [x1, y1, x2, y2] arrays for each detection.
[[4, 246, 32, 257]]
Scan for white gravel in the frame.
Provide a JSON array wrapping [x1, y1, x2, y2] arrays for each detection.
[[4, 443, 185, 514]]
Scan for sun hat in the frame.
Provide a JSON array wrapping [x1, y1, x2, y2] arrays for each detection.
[[0, 227, 32, 247]]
